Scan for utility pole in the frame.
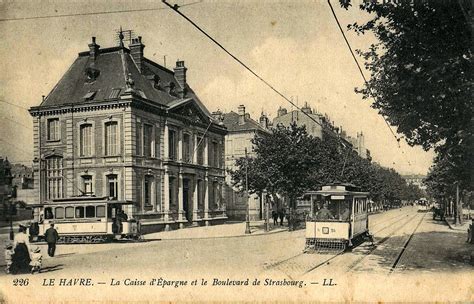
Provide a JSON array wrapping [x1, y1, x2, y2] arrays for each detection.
[[245, 148, 251, 234], [455, 182, 462, 225], [263, 189, 269, 232]]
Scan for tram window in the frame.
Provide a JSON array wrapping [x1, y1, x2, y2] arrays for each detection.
[[65, 206, 74, 218], [86, 206, 95, 218], [96, 205, 105, 218], [45, 208, 53, 219], [55, 207, 64, 219], [75, 206, 85, 218]]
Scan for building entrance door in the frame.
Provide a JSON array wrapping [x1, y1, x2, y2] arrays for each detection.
[[183, 179, 192, 222]]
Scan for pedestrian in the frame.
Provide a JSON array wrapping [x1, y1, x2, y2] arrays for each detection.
[[11, 225, 31, 274], [279, 209, 285, 226], [29, 246, 42, 274], [272, 210, 278, 225], [4, 243, 14, 274], [44, 223, 59, 257]]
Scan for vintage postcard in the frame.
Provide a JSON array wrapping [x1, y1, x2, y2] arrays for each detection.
[[0, 0, 472, 302]]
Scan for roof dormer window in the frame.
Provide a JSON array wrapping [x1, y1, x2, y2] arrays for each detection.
[[83, 91, 97, 101], [85, 67, 100, 82]]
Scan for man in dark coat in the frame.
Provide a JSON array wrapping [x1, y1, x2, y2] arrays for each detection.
[[44, 223, 59, 257]]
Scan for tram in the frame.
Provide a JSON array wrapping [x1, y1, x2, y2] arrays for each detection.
[[29, 197, 141, 243], [304, 183, 370, 252]]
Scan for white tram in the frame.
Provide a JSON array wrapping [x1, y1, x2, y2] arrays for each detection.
[[304, 183, 370, 251], [29, 197, 141, 243]]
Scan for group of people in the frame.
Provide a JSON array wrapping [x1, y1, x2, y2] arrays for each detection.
[[271, 209, 286, 226], [4, 223, 59, 274]]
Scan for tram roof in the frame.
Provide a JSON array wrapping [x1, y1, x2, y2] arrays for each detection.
[[304, 190, 369, 197], [31, 197, 135, 207]]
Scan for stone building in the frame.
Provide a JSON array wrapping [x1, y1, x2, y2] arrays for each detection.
[[273, 103, 324, 139], [29, 34, 227, 232], [11, 164, 34, 189], [221, 105, 271, 220], [273, 103, 370, 159]]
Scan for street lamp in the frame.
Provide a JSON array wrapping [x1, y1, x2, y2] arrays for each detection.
[[245, 148, 251, 234]]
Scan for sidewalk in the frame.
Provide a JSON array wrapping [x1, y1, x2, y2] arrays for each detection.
[[394, 215, 474, 272], [143, 220, 288, 240]]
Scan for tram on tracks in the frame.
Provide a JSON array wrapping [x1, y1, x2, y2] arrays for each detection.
[[304, 183, 370, 252], [29, 197, 141, 243]]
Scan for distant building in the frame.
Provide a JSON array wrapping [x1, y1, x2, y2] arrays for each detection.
[[273, 103, 324, 139], [402, 174, 427, 191], [273, 103, 370, 159], [29, 33, 227, 232], [11, 164, 34, 189], [221, 105, 271, 220]]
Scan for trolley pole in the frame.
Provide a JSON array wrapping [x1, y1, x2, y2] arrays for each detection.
[[245, 148, 251, 234]]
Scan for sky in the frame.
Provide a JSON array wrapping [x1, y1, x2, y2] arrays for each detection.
[[0, 0, 434, 175]]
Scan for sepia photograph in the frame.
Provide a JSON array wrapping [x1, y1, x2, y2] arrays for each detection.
[[0, 0, 472, 302]]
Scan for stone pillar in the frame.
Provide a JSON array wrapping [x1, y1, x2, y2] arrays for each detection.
[[204, 175, 210, 226], [164, 123, 169, 160], [192, 178, 199, 226], [193, 133, 198, 164], [178, 173, 184, 228], [204, 137, 209, 166], [163, 169, 170, 231], [178, 129, 183, 162]]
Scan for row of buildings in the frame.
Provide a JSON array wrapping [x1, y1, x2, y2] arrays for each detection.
[[24, 33, 370, 230]]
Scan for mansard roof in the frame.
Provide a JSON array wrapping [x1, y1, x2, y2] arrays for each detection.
[[33, 44, 211, 118], [37, 47, 178, 107]]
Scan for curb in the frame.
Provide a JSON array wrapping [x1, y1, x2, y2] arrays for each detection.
[[444, 218, 455, 230]]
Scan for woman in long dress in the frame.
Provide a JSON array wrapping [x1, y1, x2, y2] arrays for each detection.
[[10, 225, 31, 274]]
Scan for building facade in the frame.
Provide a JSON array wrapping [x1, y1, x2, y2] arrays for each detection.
[[29, 34, 227, 232], [273, 103, 370, 159], [402, 174, 427, 191], [221, 105, 271, 220]]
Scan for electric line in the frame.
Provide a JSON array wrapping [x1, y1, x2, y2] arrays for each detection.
[[0, 138, 32, 157], [0, 1, 202, 22], [161, 0, 342, 142], [0, 115, 31, 130], [0, 100, 30, 111], [326, 0, 401, 145]]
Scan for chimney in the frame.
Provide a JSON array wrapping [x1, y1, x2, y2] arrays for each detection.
[[174, 60, 188, 98], [237, 105, 246, 125], [301, 101, 312, 114], [277, 106, 287, 117], [129, 36, 145, 73], [88, 37, 100, 60], [212, 110, 223, 121], [259, 112, 269, 129]]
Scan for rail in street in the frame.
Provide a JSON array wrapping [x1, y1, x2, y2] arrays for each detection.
[[263, 207, 428, 279]]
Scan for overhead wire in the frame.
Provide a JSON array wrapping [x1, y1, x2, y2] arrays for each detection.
[[326, 0, 400, 144], [327, 0, 412, 168], [0, 100, 30, 111], [161, 0, 348, 147], [0, 1, 202, 22]]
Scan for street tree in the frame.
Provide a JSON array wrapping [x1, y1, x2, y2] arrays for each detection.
[[339, 0, 473, 205]]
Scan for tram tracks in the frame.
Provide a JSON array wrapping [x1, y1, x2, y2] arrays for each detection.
[[263, 209, 424, 279], [345, 212, 422, 272], [389, 212, 427, 274]]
